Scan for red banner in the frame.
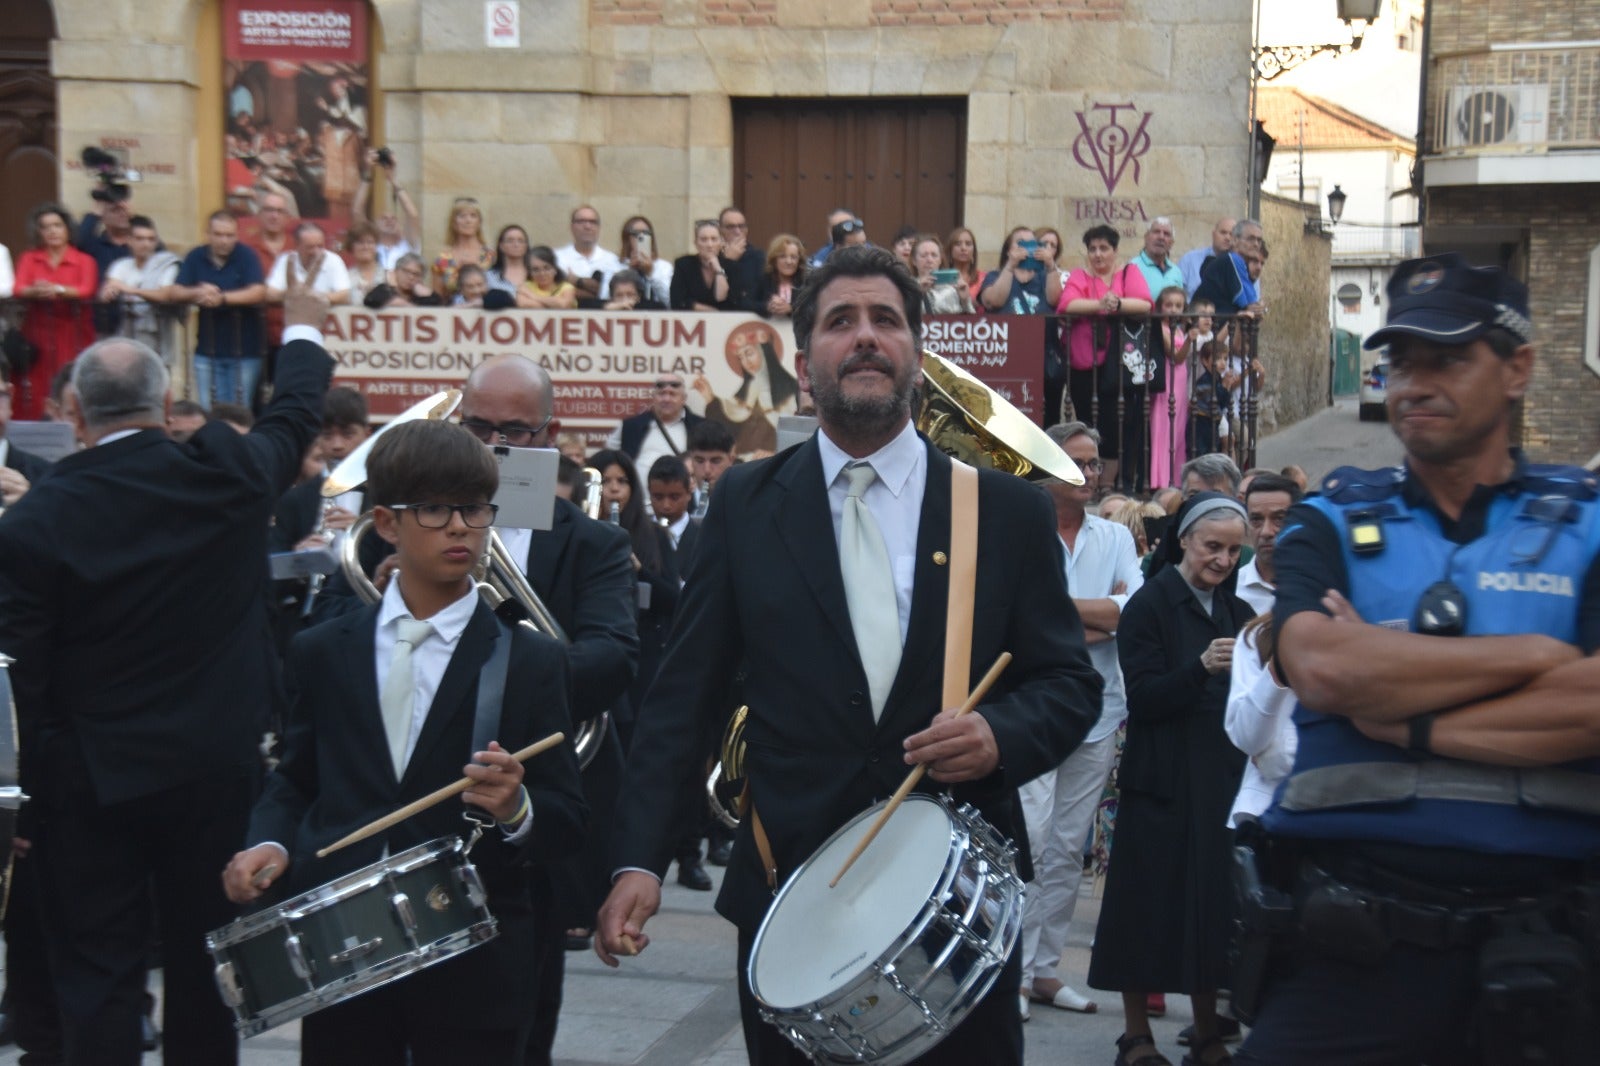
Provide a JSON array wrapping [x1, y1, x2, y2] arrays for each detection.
[[224, 0, 366, 61], [222, 0, 370, 240], [923, 314, 1047, 426]]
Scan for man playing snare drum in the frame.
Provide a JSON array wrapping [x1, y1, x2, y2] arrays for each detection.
[[597, 245, 1102, 1065]]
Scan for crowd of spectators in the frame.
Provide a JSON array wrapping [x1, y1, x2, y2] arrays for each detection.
[[0, 151, 1269, 489]]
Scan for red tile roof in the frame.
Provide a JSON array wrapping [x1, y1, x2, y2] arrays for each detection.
[[1258, 86, 1414, 151]]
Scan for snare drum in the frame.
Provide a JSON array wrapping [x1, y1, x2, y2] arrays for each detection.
[[749, 794, 1023, 1065], [207, 836, 496, 1035]]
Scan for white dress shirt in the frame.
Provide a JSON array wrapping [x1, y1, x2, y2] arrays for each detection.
[[555, 243, 623, 299], [1235, 557, 1275, 617], [1224, 625, 1297, 826], [665, 512, 690, 549], [375, 577, 480, 767], [1060, 514, 1144, 742], [816, 419, 926, 644]]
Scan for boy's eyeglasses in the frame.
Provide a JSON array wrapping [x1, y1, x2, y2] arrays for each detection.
[[388, 503, 499, 529]]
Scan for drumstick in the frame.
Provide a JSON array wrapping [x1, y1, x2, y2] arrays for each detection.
[[250, 863, 279, 890], [829, 652, 1011, 888], [316, 732, 566, 859]]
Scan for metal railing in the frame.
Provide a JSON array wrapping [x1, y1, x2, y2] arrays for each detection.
[[1427, 44, 1600, 155], [1330, 225, 1421, 261], [1047, 312, 1263, 494]]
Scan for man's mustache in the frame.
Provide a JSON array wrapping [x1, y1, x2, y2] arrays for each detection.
[[840, 353, 895, 377]]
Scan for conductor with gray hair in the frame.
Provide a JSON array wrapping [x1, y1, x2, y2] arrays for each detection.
[[0, 279, 334, 1065]]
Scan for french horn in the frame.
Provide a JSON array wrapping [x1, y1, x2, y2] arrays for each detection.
[[704, 351, 1082, 824], [327, 389, 608, 770]]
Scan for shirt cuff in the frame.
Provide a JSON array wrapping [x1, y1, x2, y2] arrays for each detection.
[[282, 324, 325, 347], [613, 866, 662, 884], [257, 841, 291, 863], [499, 806, 535, 844]]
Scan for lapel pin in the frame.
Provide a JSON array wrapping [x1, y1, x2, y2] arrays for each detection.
[[933, 551, 948, 566]]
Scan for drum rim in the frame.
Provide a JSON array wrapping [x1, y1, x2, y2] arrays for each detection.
[[227, 918, 498, 1036], [748, 794, 964, 1011], [206, 836, 467, 947]]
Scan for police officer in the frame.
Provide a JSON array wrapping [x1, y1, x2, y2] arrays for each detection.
[[1234, 254, 1600, 1065]]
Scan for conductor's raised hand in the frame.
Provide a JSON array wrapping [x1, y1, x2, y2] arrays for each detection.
[[903, 707, 999, 783], [223, 844, 288, 904], [283, 253, 330, 331], [595, 871, 661, 967], [462, 741, 526, 822]]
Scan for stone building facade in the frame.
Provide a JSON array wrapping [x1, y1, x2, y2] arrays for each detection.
[[45, 0, 1253, 268]]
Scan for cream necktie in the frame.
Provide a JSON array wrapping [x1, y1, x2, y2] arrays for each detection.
[[840, 462, 902, 720], [380, 617, 434, 778]]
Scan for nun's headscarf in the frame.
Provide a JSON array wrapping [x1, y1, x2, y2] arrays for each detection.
[[1151, 491, 1248, 577]]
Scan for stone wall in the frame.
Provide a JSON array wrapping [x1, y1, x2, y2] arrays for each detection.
[[1255, 192, 1333, 434], [1427, 185, 1600, 463], [47, 0, 1253, 264]]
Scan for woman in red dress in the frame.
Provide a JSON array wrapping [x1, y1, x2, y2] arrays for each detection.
[[13, 203, 97, 420]]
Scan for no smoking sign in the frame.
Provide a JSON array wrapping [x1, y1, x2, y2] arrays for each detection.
[[486, 1, 520, 47]]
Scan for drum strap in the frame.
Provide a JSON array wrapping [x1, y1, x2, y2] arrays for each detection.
[[740, 462, 978, 895], [942, 461, 979, 710], [470, 622, 514, 758]]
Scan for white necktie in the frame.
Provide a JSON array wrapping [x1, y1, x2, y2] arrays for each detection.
[[380, 617, 433, 778], [840, 462, 902, 720]]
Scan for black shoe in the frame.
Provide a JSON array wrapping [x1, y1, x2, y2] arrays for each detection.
[[707, 839, 733, 866], [677, 859, 713, 891], [141, 1013, 161, 1053], [1176, 1018, 1241, 1047]]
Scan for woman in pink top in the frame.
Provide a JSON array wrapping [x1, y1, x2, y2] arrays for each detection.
[[1058, 224, 1151, 493]]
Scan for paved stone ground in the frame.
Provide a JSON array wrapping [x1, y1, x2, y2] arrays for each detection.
[[0, 405, 1395, 1064]]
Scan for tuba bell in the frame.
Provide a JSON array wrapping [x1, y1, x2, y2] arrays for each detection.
[[327, 390, 609, 770], [704, 352, 1082, 824]]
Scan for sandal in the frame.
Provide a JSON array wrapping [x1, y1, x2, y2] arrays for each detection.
[[1115, 1032, 1172, 1066], [1180, 1034, 1234, 1066]]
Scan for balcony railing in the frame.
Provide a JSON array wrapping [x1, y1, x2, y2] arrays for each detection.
[[1427, 44, 1600, 156], [1330, 224, 1421, 261]]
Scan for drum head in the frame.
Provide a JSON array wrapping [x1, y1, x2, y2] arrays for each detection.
[[751, 795, 953, 1009]]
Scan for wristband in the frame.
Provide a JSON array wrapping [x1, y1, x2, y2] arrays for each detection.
[[1407, 712, 1437, 754], [498, 785, 531, 827]]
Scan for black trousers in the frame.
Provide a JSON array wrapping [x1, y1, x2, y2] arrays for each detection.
[[736, 929, 1023, 1066], [34, 769, 253, 1066], [4, 851, 63, 1064], [302, 979, 524, 1065]]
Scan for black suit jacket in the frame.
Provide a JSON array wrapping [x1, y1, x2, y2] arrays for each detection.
[[249, 602, 587, 1028], [0, 338, 330, 808], [613, 433, 1104, 932], [4, 444, 50, 485]]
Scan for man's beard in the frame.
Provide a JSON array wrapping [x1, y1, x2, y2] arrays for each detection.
[[811, 352, 920, 439]]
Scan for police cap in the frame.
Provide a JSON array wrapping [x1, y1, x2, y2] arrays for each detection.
[[1363, 252, 1531, 351]]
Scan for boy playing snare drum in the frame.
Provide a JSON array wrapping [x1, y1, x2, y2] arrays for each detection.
[[223, 419, 587, 1063]]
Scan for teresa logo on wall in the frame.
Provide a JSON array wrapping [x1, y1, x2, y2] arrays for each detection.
[[222, 0, 370, 237], [1071, 102, 1156, 238]]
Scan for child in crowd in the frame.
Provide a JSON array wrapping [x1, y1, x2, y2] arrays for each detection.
[[1148, 286, 1192, 489], [224, 419, 586, 1064], [1189, 341, 1230, 457]]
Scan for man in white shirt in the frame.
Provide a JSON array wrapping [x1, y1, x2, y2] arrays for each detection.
[[555, 205, 622, 300], [1018, 421, 1144, 1019], [267, 222, 352, 306], [606, 374, 704, 495], [1234, 472, 1300, 616]]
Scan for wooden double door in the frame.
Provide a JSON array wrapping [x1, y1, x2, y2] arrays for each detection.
[[733, 97, 967, 257]]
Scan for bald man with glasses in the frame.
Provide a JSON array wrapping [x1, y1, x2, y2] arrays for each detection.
[[606, 374, 705, 495]]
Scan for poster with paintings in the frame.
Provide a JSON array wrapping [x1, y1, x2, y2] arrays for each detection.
[[222, 0, 370, 241]]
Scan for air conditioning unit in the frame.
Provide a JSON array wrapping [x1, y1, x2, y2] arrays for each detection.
[[1444, 85, 1550, 151]]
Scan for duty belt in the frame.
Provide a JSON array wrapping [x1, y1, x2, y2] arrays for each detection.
[[1297, 862, 1552, 951], [1280, 760, 1600, 818]]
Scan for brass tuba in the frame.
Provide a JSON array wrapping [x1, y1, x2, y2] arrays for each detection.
[[327, 390, 608, 769], [704, 352, 1083, 824]]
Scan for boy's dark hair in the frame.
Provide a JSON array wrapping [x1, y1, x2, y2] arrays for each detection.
[[367, 420, 498, 508], [648, 454, 692, 489], [210, 403, 254, 429], [128, 215, 156, 232], [322, 386, 369, 429], [1244, 472, 1303, 506], [687, 419, 735, 455], [791, 244, 920, 357], [170, 398, 205, 419], [557, 454, 582, 491]]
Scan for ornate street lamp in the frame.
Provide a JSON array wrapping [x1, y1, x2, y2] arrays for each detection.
[[1327, 184, 1347, 224], [1255, 0, 1384, 81]]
